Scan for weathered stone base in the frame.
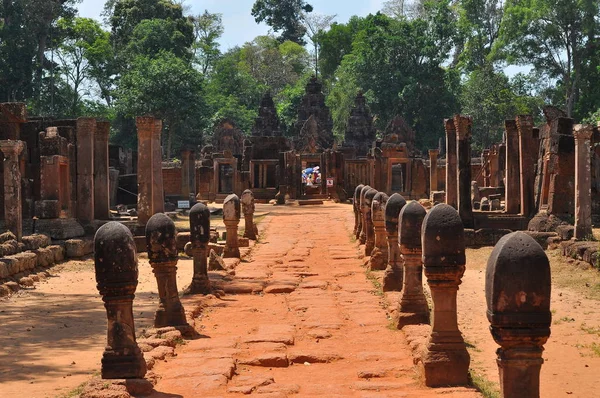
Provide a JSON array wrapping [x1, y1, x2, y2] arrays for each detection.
[[186, 274, 212, 295], [65, 238, 94, 258], [396, 311, 430, 329], [367, 248, 387, 271], [35, 218, 84, 240], [421, 347, 470, 387], [224, 247, 241, 258], [80, 378, 154, 398], [382, 265, 403, 291], [154, 304, 188, 330], [101, 349, 147, 379]]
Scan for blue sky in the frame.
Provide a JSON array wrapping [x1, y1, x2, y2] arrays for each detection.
[[77, 0, 387, 51]]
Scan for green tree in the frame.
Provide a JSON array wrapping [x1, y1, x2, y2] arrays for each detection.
[[251, 0, 313, 44], [127, 18, 193, 60], [190, 10, 224, 75], [316, 17, 366, 80]]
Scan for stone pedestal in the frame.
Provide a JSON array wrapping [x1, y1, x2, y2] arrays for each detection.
[[94, 121, 110, 220], [353, 184, 365, 240], [505, 120, 521, 214], [363, 188, 378, 256], [152, 119, 164, 214], [517, 116, 536, 217], [421, 204, 470, 387], [383, 193, 407, 291], [188, 203, 211, 294], [397, 201, 429, 328], [94, 222, 146, 379], [241, 189, 258, 240], [368, 192, 389, 271], [359, 185, 371, 244], [429, 149, 439, 195], [146, 213, 189, 328], [573, 125, 593, 240], [223, 194, 241, 258], [0, 140, 24, 240], [455, 115, 473, 228], [445, 119, 457, 209], [76, 117, 96, 223], [486, 231, 551, 398]]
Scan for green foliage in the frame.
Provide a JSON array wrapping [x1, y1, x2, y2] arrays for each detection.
[[191, 10, 224, 75], [276, 73, 312, 135], [251, 0, 314, 44], [127, 18, 193, 60]]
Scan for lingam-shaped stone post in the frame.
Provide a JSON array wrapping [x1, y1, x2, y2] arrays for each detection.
[[397, 201, 429, 328], [241, 189, 258, 240], [368, 192, 389, 271], [421, 204, 470, 387], [223, 193, 241, 258], [94, 222, 146, 379], [486, 232, 551, 398], [363, 188, 378, 256], [359, 185, 371, 244], [383, 193, 407, 291], [353, 184, 365, 239], [146, 213, 189, 329], [188, 202, 211, 294]]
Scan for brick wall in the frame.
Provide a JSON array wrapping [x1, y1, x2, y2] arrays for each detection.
[[162, 167, 182, 196]]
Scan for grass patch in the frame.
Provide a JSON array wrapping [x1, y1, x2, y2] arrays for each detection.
[[554, 316, 576, 325], [469, 369, 500, 398], [546, 249, 600, 301], [58, 381, 87, 398], [365, 270, 384, 297], [465, 339, 482, 353], [580, 323, 600, 336]]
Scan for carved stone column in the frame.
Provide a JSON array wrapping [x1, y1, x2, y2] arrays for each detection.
[[517, 115, 536, 217], [445, 119, 458, 209], [146, 213, 189, 329], [353, 184, 365, 240], [422, 204, 470, 387], [181, 149, 192, 198], [152, 119, 164, 214], [505, 120, 521, 214], [223, 193, 241, 258], [455, 115, 473, 228], [363, 188, 378, 256], [0, 140, 24, 240], [397, 201, 429, 328], [368, 192, 389, 271], [573, 124, 594, 240], [136, 117, 154, 225], [94, 121, 110, 220], [383, 193, 407, 291], [94, 222, 146, 379], [486, 231, 551, 398], [359, 185, 371, 244], [76, 117, 96, 222], [241, 189, 258, 240], [429, 149, 439, 194], [188, 203, 211, 294]]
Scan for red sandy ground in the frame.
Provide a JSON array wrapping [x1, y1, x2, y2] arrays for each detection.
[[0, 202, 598, 397]]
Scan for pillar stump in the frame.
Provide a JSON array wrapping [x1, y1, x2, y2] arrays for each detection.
[[368, 192, 389, 271], [383, 193, 407, 291], [94, 222, 146, 379], [0, 140, 24, 240], [76, 117, 96, 223], [429, 149, 439, 196], [359, 185, 371, 244], [421, 204, 470, 387], [397, 201, 429, 328], [223, 193, 241, 258], [445, 119, 458, 209], [146, 213, 189, 329], [241, 189, 258, 240], [188, 203, 211, 294], [455, 115, 473, 228], [363, 188, 378, 256], [486, 231, 551, 398], [94, 121, 110, 220], [353, 184, 365, 239], [573, 124, 593, 240]]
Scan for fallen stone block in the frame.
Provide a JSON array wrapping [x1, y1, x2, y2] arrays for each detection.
[[176, 232, 190, 250], [208, 249, 226, 271], [0, 231, 16, 243], [33, 247, 55, 268], [238, 237, 250, 248], [22, 234, 51, 251], [65, 238, 94, 258], [0, 260, 9, 279], [19, 276, 34, 287], [0, 240, 19, 257], [14, 252, 37, 272], [4, 281, 19, 292], [35, 218, 85, 240], [47, 245, 65, 263]]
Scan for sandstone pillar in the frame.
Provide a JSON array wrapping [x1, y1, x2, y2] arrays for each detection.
[[505, 120, 521, 214], [422, 204, 470, 387], [517, 115, 536, 217], [188, 203, 211, 294], [152, 119, 164, 214], [445, 119, 458, 209], [181, 149, 192, 198], [368, 192, 389, 271], [573, 124, 594, 240], [94, 121, 110, 219], [359, 185, 371, 244], [486, 231, 551, 398], [455, 115, 473, 228], [146, 213, 189, 329], [109, 168, 119, 207], [0, 103, 27, 140], [383, 193, 407, 291], [353, 184, 365, 239], [241, 189, 258, 240], [94, 222, 146, 379], [0, 140, 24, 240], [498, 144, 506, 188], [429, 149, 439, 195], [136, 117, 154, 225], [489, 146, 499, 187], [223, 193, 241, 258], [76, 117, 96, 222], [482, 149, 491, 186], [363, 188, 378, 256]]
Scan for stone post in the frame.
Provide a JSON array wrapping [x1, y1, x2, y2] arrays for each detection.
[[517, 115, 536, 217], [223, 193, 241, 258], [0, 140, 24, 240], [94, 121, 110, 220], [445, 119, 458, 209], [241, 189, 258, 240], [383, 193, 407, 291], [353, 184, 365, 240], [152, 119, 164, 214], [94, 222, 146, 379], [363, 188, 378, 256], [146, 213, 189, 329], [489, 146, 499, 187], [486, 232, 551, 398], [573, 124, 594, 240], [188, 203, 211, 294], [498, 144, 506, 188], [109, 168, 119, 207], [368, 192, 389, 271], [505, 120, 521, 214], [455, 115, 474, 228], [482, 149, 491, 187], [359, 185, 371, 244], [181, 149, 192, 198], [397, 201, 429, 328], [429, 149, 439, 195], [422, 203, 470, 387], [136, 117, 154, 225], [76, 117, 96, 222]]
